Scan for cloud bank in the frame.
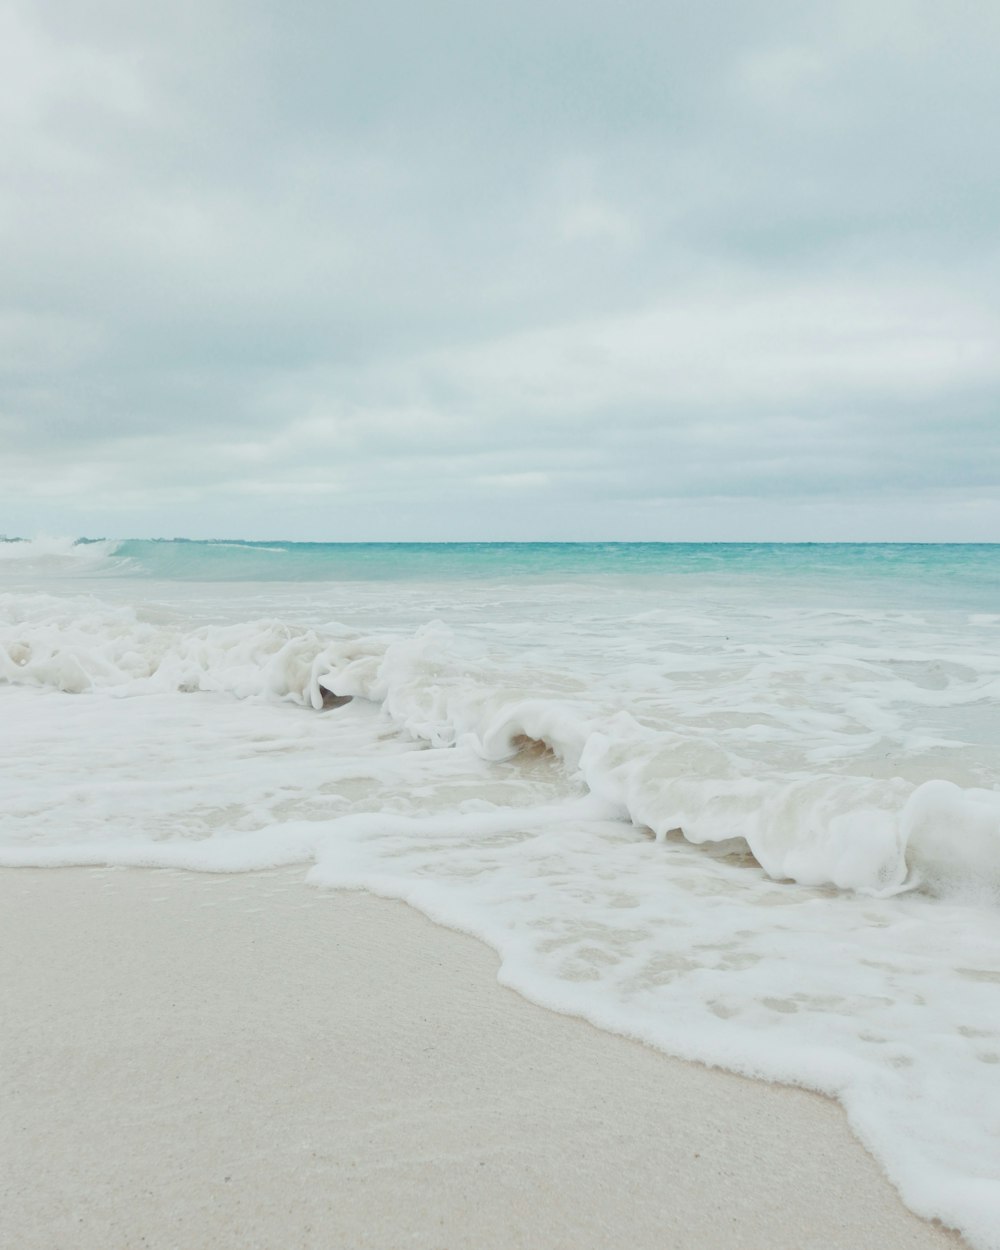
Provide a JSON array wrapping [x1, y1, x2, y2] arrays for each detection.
[[2, 0, 998, 539]]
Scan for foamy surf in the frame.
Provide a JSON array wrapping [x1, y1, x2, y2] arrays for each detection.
[[2, 540, 999, 1248], [0, 535, 122, 569]]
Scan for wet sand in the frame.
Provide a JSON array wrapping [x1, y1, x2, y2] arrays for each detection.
[[0, 867, 963, 1250]]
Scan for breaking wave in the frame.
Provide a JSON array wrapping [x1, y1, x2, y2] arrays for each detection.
[[2, 592, 997, 903], [0, 536, 122, 570]]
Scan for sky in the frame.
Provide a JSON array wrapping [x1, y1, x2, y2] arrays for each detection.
[[2, 0, 999, 541]]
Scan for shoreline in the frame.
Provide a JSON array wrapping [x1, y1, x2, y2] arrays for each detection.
[[1, 866, 963, 1250]]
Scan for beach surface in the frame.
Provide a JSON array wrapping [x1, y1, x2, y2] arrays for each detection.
[[0, 866, 963, 1250]]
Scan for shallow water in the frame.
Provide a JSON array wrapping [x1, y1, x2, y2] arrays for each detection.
[[2, 537, 999, 1248]]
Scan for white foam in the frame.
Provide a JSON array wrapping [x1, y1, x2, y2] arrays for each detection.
[[0, 536, 120, 565], [2, 590, 998, 899]]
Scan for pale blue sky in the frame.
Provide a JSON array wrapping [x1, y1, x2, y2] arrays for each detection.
[[2, 0, 999, 540]]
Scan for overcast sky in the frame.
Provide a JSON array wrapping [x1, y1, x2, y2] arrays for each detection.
[[2, 0, 999, 540]]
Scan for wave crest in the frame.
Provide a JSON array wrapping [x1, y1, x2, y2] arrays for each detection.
[[2, 592, 998, 904], [0, 536, 121, 569]]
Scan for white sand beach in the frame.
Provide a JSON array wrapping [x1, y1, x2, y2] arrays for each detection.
[[1, 866, 963, 1250]]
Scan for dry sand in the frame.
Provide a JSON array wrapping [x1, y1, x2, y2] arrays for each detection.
[[1, 866, 964, 1250]]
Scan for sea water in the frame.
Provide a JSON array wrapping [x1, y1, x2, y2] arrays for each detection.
[[2, 538, 999, 1247]]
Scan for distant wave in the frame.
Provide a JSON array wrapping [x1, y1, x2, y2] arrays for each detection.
[[0, 536, 122, 566]]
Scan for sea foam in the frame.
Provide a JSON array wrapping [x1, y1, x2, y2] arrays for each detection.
[[3, 591, 995, 899]]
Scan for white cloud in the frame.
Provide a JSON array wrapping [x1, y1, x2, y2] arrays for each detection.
[[1, 0, 998, 539]]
